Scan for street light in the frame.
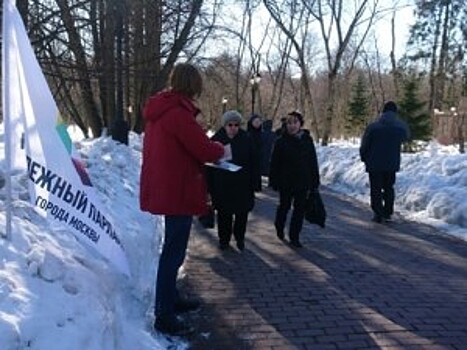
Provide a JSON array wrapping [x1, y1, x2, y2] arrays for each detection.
[[222, 97, 228, 113], [250, 72, 261, 114]]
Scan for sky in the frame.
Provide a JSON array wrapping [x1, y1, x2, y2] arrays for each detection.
[[0, 124, 466, 350]]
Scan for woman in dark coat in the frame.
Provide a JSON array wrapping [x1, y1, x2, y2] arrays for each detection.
[[208, 110, 256, 251], [260, 119, 277, 177], [269, 111, 320, 248]]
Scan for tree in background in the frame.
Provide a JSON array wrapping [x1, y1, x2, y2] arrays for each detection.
[[20, 0, 212, 137], [6, 0, 464, 149], [302, 0, 379, 146], [346, 73, 369, 140], [403, 0, 466, 112], [398, 76, 431, 152]]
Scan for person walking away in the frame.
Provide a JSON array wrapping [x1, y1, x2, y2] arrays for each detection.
[[274, 117, 287, 137], [207, 110, 255, 251], [140, 63, 225, 336], [247, 113, 263, 192], [260, 119, 277, 182], [359, 100, 410, 223], [269, 111, 320, 248]]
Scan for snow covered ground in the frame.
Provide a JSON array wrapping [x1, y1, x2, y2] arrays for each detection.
[[317, 140, 467, 239], [0, 127, 465, 349]]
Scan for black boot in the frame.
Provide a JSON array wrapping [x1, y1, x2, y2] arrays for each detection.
[[372, 214, 383, 223], [154, 315, 194, 336], [174, 298, 201, 313], [275, 223, 285, 240], [290, 240, 303, 248], [236, 240, 245, 251], [219, 242, 230, 250]]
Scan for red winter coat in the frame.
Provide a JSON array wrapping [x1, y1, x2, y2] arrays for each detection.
[[140, 91, 224, 215]]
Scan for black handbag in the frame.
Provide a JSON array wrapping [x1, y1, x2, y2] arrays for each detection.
[[305, 189, 326, 228], [198, 206, 215, 228]]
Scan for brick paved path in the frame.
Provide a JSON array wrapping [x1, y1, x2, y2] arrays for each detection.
[[181, 187, 467, 350]]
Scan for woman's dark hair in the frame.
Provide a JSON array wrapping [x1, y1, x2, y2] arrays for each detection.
[[169, 63, 203, 98], [287, 110, 304, 126], [383, 101, 398, 113]]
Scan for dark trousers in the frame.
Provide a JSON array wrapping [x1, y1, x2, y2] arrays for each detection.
[[369, 171, 396, 218], [275, 189, 307, 242], [155, 215, 192, 318], [217, 210, 249, 245]]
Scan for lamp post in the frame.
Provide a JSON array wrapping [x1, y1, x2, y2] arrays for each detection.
[[222, 97, 228, 113], [250, 73, 261, 114]]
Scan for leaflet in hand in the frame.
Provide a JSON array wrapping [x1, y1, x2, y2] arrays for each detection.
[[220, 144, 232, 161], [205, 144, 241, 171], [205, 160, 241, 172]]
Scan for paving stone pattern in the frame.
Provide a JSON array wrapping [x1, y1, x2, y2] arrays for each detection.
[[180, 187, 467, 350]]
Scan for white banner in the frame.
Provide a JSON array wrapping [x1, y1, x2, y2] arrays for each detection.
[[2, 0, 130, 277]]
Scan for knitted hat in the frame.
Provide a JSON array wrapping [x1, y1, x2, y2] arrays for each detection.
[[383, 101, 398, 113], [222, 110, 242, 126]]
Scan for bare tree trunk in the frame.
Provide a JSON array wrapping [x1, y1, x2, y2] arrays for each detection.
[[124, 4, 131, 126], [152, 0, 204, 93], [264, 35, 293, 120], [134, 0, 204, 133], [435, 2, 451, 109], [428, 8, 442, 111], [263, 0, 320, 138], [45, 43, 89, 137], [16, 0, 28, 26], [308, 0, 375, 145], [132, 0, 162, 133], [390, 10, 400, 98], [56, 0, 103, 137], [98, 0, 116, 133]]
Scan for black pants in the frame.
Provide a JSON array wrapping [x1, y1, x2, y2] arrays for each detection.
[[369, 171, 396, 218], [155, 215, 192, 319], [217, 210, 249, 245], [275, 189, 307, 242]]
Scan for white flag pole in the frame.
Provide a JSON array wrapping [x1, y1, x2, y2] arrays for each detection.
[[1, 0, 130, 276], [2, 0, 13, 240]]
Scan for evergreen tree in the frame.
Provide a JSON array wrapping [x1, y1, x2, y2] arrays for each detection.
[[403, 0, 466, 111], [346, 74, 369, 139], [398, 76, 431, 152]]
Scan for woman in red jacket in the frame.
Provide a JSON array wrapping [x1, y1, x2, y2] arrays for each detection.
[[140, 63, 224, 336]]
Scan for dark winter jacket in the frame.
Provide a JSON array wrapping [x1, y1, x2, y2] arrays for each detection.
[[269, 129, 320, 193], [260, 120, 277, 176], [360, 111, 410, 172], [140, 91, 224, 215], [207, 128, 255, 213], [274, 118, 287, 137], [247, 115, 263, 191]]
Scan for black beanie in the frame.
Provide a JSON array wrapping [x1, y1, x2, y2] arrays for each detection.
[[383, 101, 398, 113]]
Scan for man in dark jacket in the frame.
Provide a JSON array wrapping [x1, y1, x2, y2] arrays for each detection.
[[269, 111, 320, 247], [360, 101, 410, 223], [260, 119, 277, 178]]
